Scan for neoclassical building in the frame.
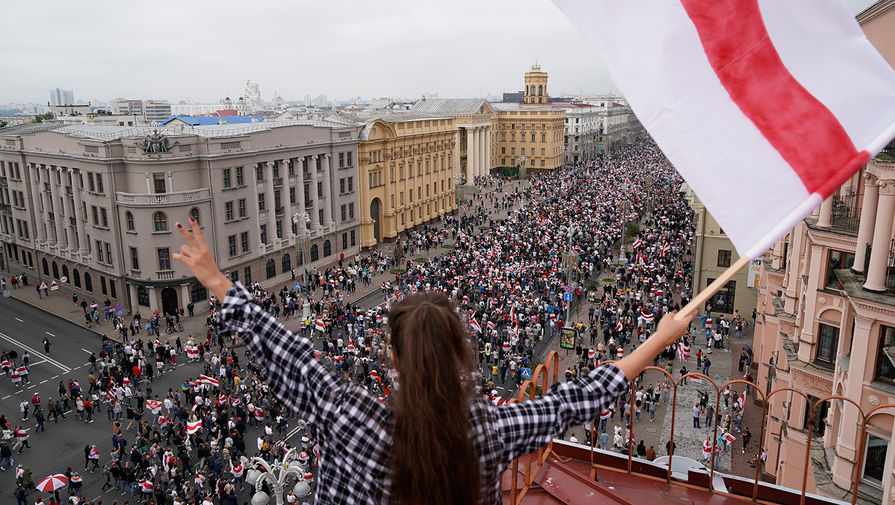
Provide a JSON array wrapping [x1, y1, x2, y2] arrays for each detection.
[[410, 98, 494, 184], [355, 113, 458, 247], [0, 120, 361, 314]]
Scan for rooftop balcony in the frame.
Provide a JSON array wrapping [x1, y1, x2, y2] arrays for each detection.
[[116, 188, 211, 206], [502, 351, 883, 505]]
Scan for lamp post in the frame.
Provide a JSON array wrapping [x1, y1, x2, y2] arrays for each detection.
[[245, 448, 311, 505], [517, 155, 527, 179], [565, 226, 578, 326], [292, 211, 311, 288]]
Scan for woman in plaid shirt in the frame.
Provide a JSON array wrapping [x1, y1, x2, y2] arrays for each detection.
[[174, 217, 693, 505]]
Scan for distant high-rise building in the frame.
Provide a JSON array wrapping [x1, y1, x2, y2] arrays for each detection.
[[113, 98, 144, 116], [244, 81, 262, 112], [49, 88, 74, 106], [142, 100, 172, 123], [304, 94, 312, 106]]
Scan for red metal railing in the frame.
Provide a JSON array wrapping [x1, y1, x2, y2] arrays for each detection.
[[502, 356, 895, 505]]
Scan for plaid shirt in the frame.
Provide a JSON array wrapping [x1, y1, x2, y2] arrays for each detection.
[[221, 282, 628, 504]]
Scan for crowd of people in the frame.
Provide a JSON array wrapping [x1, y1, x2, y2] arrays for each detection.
[[1, 138, 767, 504]]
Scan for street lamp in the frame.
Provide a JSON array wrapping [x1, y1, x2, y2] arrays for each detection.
[[246, 447, 311, 505], [292, 211, 311, 287], [517, 155, 527, 179]]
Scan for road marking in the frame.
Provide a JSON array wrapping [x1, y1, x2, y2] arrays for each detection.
[[50, 375, 59, 380], [45, 332, 55, 337], [81, 348, 92, 354], [0, 332, 71, 372], [14, 317, 22, 322], [72, 366, 81, 371], [1, 395, 8, 400]]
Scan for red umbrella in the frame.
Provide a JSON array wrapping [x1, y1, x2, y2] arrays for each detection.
[[36, 474, 68, 492]]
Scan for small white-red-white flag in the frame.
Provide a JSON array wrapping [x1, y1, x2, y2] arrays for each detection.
[[315, 318, 326, 331], [187, 421, 202, 434], [199, 375, 219, 387], [469, 319, 482, 334]]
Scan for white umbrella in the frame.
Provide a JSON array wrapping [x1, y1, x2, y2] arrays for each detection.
[[36, 474, 68, 492]]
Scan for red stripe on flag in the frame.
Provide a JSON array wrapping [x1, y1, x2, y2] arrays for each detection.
[[680, 0, 870, 198]]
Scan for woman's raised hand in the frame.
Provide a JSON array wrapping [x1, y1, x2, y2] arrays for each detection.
[[173, 217, 233, 300]]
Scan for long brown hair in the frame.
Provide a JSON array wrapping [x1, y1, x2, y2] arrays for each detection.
[[388, 292, 480, 505]]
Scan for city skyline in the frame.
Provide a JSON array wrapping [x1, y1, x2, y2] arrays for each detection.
[[2, 0, 875, 106]]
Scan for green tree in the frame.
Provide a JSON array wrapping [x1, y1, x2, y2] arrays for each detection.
[[32, 112, 54, 123], [393, 242, 404, 263]]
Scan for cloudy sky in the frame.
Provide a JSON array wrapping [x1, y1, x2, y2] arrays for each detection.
[[0, 0, 879, 104]]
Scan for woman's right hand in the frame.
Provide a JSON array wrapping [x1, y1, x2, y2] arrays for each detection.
[[173, 217, 233, 300], [655, 311, 694, 347]]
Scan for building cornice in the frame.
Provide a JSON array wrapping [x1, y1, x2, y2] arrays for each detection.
[[857, 0, 895, 25]]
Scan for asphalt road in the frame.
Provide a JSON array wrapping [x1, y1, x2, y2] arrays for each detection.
[[0, 297, 303, 503]]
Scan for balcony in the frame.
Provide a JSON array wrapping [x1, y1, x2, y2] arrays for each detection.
[[829, 191, 859, 235], [502, 351, 878, 505], [116, 188, 211, 206], [156, 270, 175, 280]]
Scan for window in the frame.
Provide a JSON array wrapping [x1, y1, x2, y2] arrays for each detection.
[[228, 235, 237, 257], [816, 323, 839, 365], [87, 173, 95, 192], [243, 266, 252, 286], [236, 166, 244, 185], [130, 247, 139, 270], [223, 168, 232, 188], [109, 280, 116, 299], [705, 278, 736, 314], [92, 206, 99, 225], [347, 152, 352, 166], [256, 165, 263, 181], [137, 286, 149, 307], [289, 187, 296, 204], [84, 273, 93, 292], [229, 271, 238, 282], [105, 242, 112, 265], [190, 281, 207, 303], [311, 244, 319, 262], [276, 220, 282, 239], [100, 276, 107, 295], [319, 209, 324, 226], [153, 173, 166, 194], [101, 208, 108, 228], [258, 193, 266, 211], [238, 199, 246, 218], [825, 250, 855, 289], [323, 240, 331, 257], [266, 259, 276, 279], [877, 325, 895, 384], [340, 178, 345, 194], [153, 212, 168, 232], [240, 231, 249, 253], [863, 434, 888, 486], [339, 152, 345, 168], [317, 182, 323, 197], [225, 202, 234, 221], [348, 177, 353, 192], [350, 230, 356, 247], [96, 240, 104, 263], [260, 224, 268, 244], [717, 249, 732, 268], [96, 174, 103, 193], [157, 248, 171, 270], [190, 207, 200, 225], [342, 232, 348, 250], [282, 254, 291, 274], [349, 203, 354, 220], [73, 269, 80, 287], [125, 211, 134, 231]]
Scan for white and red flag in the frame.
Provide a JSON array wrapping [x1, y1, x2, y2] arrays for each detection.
[[199, 374, 219, 387], [469, 318, 482, 334], [315, 318, 326, 332], [632, 239, 643, 249], [187, 420, 202, 434], [553, 0, 895, 259], [678, 343, 691, 360], [145, 400, 162, 413], [739, 390, 747, 412]]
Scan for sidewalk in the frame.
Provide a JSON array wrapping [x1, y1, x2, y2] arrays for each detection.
[[0, 180, 523, 345]]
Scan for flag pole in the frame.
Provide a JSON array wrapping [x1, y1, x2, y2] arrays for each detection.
[[675, 256, 750, 320]]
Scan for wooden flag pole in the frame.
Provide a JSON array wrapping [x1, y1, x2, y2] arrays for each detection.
[[675, 255, 751, 320]]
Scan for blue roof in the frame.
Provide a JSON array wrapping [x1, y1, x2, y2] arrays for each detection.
[[159, 115, 266, 126]]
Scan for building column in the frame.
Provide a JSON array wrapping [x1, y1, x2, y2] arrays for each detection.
[[148, 286, 158, 313], [41, 166, 56, 247], [453, 131, 462, 185], [60, 169, 75, 255], [48, 166, 66, 251], [296, 158, 306, 225], [310, 155, 320, 235], [853, 172, 879, 274], [833, 315, 874, 488], [70, 168, 88, 256], [29, 164, 45, 244], [265, 161, 276, 244], [128, 283, 138, 313], [322, 154, 334, 230], [180, 284, 190, 310], [484, 126, 491, 176], [479, 126, 487, 176], [817, 195, 833, 228], [249, 164, 263, 250], [466, 128, 476, 181], [282, 159, 293, 241], [863, 179, 895, 292]]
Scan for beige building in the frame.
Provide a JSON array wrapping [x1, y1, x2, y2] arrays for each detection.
[[355, 113, 458, 247], [0, 120, 360, 314], [494, 65, 566, 172], [683, 183, 757, 318], [410, 98, 494, 184], [752, 3, 895, 503]]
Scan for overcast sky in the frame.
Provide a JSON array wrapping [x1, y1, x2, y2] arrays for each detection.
[[0, 0, 879, 105]]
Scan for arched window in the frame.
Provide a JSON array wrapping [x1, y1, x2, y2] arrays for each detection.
[[125, 211, 135, 231], [153, 212, 168, 232], [323, 240, 331, 257], [52, 261, 59, 280], [62, 265, 69, 281], [42, 258, 49, 276], [530, 84, 536, 95], [189, 207, 200, 225], [310, 244, 319, 262], [282, 254, 291, 274], [73, 269, 81, 287], [84, 272, 93, 292], [538, 84, 543, 96], [266, 259, 276, 279]]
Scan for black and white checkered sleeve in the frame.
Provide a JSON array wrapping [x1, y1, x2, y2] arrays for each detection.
[[494, 363, 628, 463], [219, 281, 341, 426]]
